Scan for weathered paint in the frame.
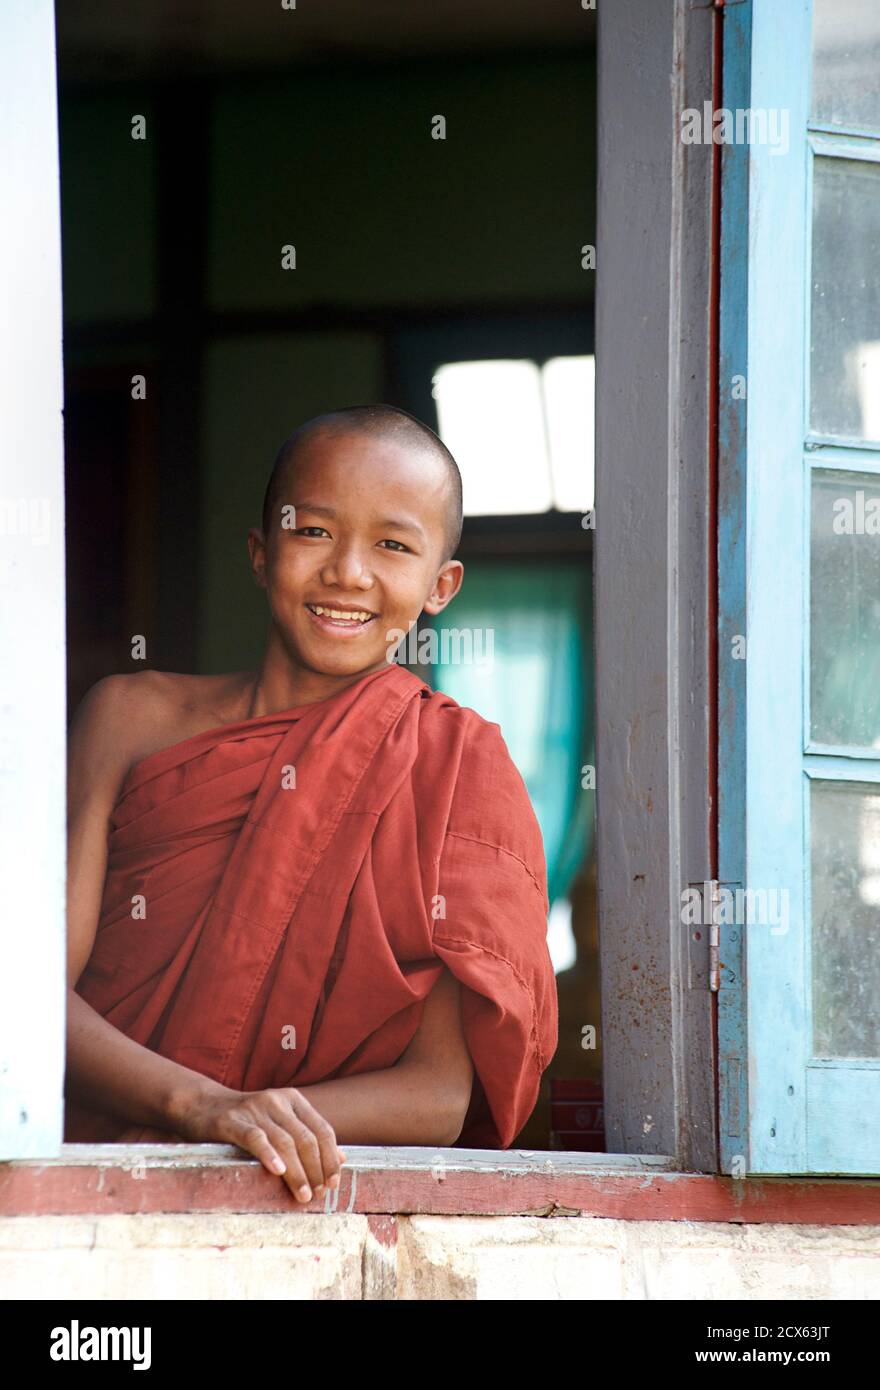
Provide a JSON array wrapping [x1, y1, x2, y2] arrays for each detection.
[[744, 0, 812, 1174], [4, 1211, 879, 1300], [721, 0, 880, 1174], [717, 0, 752, 1176], [596, 0, 717, 1171], [2, 1147, 880, 1224]]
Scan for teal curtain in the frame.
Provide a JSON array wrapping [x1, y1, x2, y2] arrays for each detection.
[[427, 559, 594, 906]]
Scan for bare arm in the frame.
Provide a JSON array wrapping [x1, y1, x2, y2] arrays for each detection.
[[295, 966, 475, 1146], [65, 677, 235, 1130], [71, 967, 474, 1151]]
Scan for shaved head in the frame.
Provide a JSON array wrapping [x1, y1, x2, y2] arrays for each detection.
[[262, 405, 463, 563]]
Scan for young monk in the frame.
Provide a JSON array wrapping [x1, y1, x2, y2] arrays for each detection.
[[66, 404, 558, 1205]]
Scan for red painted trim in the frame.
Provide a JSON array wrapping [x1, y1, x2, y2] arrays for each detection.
[[2, 1160, 879, 1224], [708, 0, 725, 1164]]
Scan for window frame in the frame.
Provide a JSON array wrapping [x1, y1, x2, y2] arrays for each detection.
[[0, 0, 68, 1160], [6, 1143, 880, 1224], [718, 0, 880, 1176], [593, 0, 718, 1169], [2, 0, 724, 1182]]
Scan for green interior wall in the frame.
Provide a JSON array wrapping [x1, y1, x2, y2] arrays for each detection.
[[59, 92, 157, 324], [208, 54, 596, 309]]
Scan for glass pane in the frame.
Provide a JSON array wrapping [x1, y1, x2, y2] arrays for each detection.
[[811, 781, 880, 1058], [542, 355, 595, 513], [432, 360, 553, 515], [811, 470, 880, 748], [810, 157, 880, 441], [812, 0, 880, 134]]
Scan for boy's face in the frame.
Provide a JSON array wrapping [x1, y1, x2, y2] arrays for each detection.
[[248, 428, 463, 683]]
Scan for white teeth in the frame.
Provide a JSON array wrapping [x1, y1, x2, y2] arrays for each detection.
[[310, 605, 373, 622]]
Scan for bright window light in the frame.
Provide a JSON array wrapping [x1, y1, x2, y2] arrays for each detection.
[[548, 896, 577, 974], [433, 360, 552, 515], [432, 355, 594, 516], [543, 355, 595, 513]]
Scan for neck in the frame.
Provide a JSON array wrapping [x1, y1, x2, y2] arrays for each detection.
[[243, 629, 391, 719]]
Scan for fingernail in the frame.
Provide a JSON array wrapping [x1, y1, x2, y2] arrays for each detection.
[[315, 1184, 325, 1196], [271, 1157, 286, 1175], [328, 1174, 341, 1190], [297, 1185, 312, 1201]]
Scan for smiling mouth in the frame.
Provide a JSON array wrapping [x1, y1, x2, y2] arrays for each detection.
[[305, 603, 377, 630]]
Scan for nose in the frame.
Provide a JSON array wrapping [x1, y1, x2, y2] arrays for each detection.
[[319, 537, 374, 591]]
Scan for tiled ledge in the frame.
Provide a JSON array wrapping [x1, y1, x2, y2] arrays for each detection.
[[2, 1145, 879, 1223]]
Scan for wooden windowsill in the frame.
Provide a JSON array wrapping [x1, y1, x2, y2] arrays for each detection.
[[1, 1145, 879, 1223]]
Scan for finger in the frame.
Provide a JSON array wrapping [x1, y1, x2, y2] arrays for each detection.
[[262, 1090, 327, 1194], [281, 1091, 344, 1189], [232, 1120, 293, 1182], [284, 1113, 327, 1194], [264, 1119, 322, 1202]]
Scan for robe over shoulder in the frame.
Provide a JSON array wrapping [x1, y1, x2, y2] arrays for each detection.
[[66, 663, 559, 1148]]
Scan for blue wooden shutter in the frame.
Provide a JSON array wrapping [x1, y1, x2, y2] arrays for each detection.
[[720, 0, 880, 1174]]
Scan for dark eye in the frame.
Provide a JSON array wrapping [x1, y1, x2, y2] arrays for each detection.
[[295, 526, 331, 538], [379, 539, 410, 552]]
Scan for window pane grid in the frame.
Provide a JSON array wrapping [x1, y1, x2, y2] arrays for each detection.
[[805, 3, 880, 1091], [807, 779, 880, 1060]]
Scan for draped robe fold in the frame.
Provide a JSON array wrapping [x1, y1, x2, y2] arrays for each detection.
[[66, 663, 559, 1148]]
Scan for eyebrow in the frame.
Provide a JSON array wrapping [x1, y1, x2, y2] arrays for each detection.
[[294, 501, 428, 541], [293, 502, 336, 517], [377, 515, 428, 540]]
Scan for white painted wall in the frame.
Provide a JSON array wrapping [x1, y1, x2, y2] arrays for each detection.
[[0, 0, 67, 1156]]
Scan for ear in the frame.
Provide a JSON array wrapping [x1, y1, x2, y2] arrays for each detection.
[[247, 527, 268, 590], [422, 559, 464, 616]]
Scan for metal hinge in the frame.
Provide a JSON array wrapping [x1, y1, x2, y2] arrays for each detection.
[[708, 887, 721, 992], [686, 879, 730, 992]]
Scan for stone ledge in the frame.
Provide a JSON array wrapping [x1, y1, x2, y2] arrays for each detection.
[[0, 1212, 367, 1300], [1, 1212, 879, 1300], [396, 1216, 880, 1300]]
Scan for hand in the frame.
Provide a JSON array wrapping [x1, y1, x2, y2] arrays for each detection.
[[175, 1083, 347, 1204]]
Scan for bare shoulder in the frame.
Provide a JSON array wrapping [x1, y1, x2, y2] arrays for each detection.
[[68, 672, 177, 797], [69, 670, 243, 800]]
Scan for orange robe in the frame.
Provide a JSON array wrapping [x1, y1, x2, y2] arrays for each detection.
[[66, 663, 558, 1148]]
